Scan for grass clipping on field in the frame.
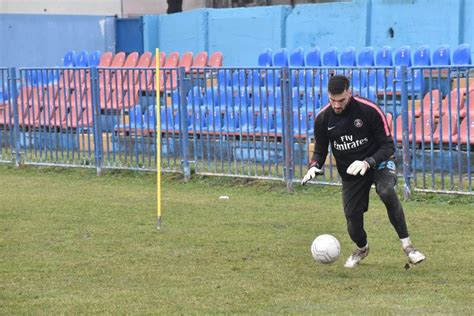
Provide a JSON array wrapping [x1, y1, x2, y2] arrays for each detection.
[[1, 166, 473, 314]]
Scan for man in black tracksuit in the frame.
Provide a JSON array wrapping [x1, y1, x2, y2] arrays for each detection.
[[301, 75, 425, 268]]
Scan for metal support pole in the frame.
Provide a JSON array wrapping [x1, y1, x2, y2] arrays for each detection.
[[178, 67, 191, 181], [9, 68, 21, 167], [400, 66, 411, 200], [282, 67, 294, 192], [90, 67, 103, 175]]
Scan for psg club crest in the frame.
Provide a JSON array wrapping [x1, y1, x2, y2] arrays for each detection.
[[354, 119, 363, 128]]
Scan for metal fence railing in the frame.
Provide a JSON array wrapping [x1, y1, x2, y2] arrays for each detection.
[[0, 65, 472, 195]]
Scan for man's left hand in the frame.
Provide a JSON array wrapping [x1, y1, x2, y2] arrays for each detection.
[[346, 160, 370, 176]]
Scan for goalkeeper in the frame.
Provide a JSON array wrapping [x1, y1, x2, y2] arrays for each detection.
[[302, 75, 425, 268]]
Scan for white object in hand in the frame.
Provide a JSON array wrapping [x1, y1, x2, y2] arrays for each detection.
[[346, 160, 370, 176], [301, 166, 323, 185]]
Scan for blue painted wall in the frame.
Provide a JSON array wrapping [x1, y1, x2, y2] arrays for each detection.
[[286, 2, 368, 55], [208, 6, 291, 66], [1, 0, 473, 68], [141, 0, 472, 66], [0, 14, 115, 68], [369, 0, 462, 50]]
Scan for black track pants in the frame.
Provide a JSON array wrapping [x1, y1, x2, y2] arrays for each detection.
[[341, 160, 409, 248]]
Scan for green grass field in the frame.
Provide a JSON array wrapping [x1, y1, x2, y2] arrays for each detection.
[[1, 165, 473, 314]]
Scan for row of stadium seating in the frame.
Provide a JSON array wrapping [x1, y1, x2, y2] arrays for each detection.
[[258, 44, 472, 68], [389, 111, 474, 145], [216, 68, 424, 95], [62, 50, 223, 72], [116, 100, 474, 145]]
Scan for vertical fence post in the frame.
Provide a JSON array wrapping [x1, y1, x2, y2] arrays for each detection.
[[9, 67, 21, 167], [178, 67, 191, 181], [90, 67, 103, 175], [400, 65, 411, 200], [282, 67, 294, 192]]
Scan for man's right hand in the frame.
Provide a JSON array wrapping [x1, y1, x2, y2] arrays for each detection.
[[301, 166, 324, 185]]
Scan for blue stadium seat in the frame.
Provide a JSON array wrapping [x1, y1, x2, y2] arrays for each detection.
[[375, 46, 393, 66], [188, 106, 206, 132], [88, 50, 101, 67], [413, 45, 431, 66], [301, 89, 320, 110], [262, 69, 280, 87], [290, 47, 305, 67], [222, 108, 239, 133], [267, 89, 282, 110], [218, 69, 232, 87], [273, 48, 289, 67], [322, 47, 339, 67], [143, 106, 156, 129], [409, 69, 424, 94], [357, 47, 375, 66], [232, 70, 246, 87], [63, 50, 75, 67], [161, 106, 176, 132], [75, 50, 88, 67], [234, 88, 250, 108], [187, 86, 203, 110], [248, 69, 263, 87], [452, 44, 471, 65], [350, 70, 368, 90], [354, 87, 377, 103], [258, 49, 273, 67], [306, 47, 322, 67], [394, 45, 412, 67], [255, 108, 274, 133], [205, 107, 222, 132], [217, 86, 234, 109], [203, 87, 217, 108], [292, 88, 302, 109], [127, 104, 143, 128], [432, 45, 451, 65], [237, 108, 255, 133], [339, 47, 356, 67], [293, 109, 313, 136], [368, 70, 388, 89]]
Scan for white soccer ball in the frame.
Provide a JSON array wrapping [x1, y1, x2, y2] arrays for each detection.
[[311, 234, 341, 264]]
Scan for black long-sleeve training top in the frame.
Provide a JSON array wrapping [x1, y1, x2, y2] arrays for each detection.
[[310, 96, 395, 179]]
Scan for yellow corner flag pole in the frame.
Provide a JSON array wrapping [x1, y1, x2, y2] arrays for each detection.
[[156, 48, 162, 230]]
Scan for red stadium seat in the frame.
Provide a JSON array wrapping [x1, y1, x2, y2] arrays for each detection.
[[460, 90, 473, 118], [163, 52, 179, 68], [193, 51, 208, 70], [178, 51, 193, 73], [415, 89, 441, 117], [208, 51, 223, 68], [435, 89, 465, 118], [98, 52, 113, 67], [409, 114, 437, 143], [459, 114, 474, 145], [433, 113, 460, 144], [392, 114, 412, 143]]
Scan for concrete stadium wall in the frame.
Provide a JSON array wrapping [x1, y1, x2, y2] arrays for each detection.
[[285, 2, 368, 54], [207, 6, 291, 66], [1, 0, 472, 68], [0, 14, 115, 68], [142, 0, 472, 66]]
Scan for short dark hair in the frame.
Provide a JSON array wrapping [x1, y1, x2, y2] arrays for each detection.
[[328, 75, 350, 95]]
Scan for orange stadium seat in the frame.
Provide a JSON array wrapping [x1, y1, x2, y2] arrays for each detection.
[[193, 51, 208, 69], [98, 52, 113, 67], [433, 113, 459, 144], [458, 114, 474, 145], [208, 51, 223, 68], [178, 51, 193, 73]]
